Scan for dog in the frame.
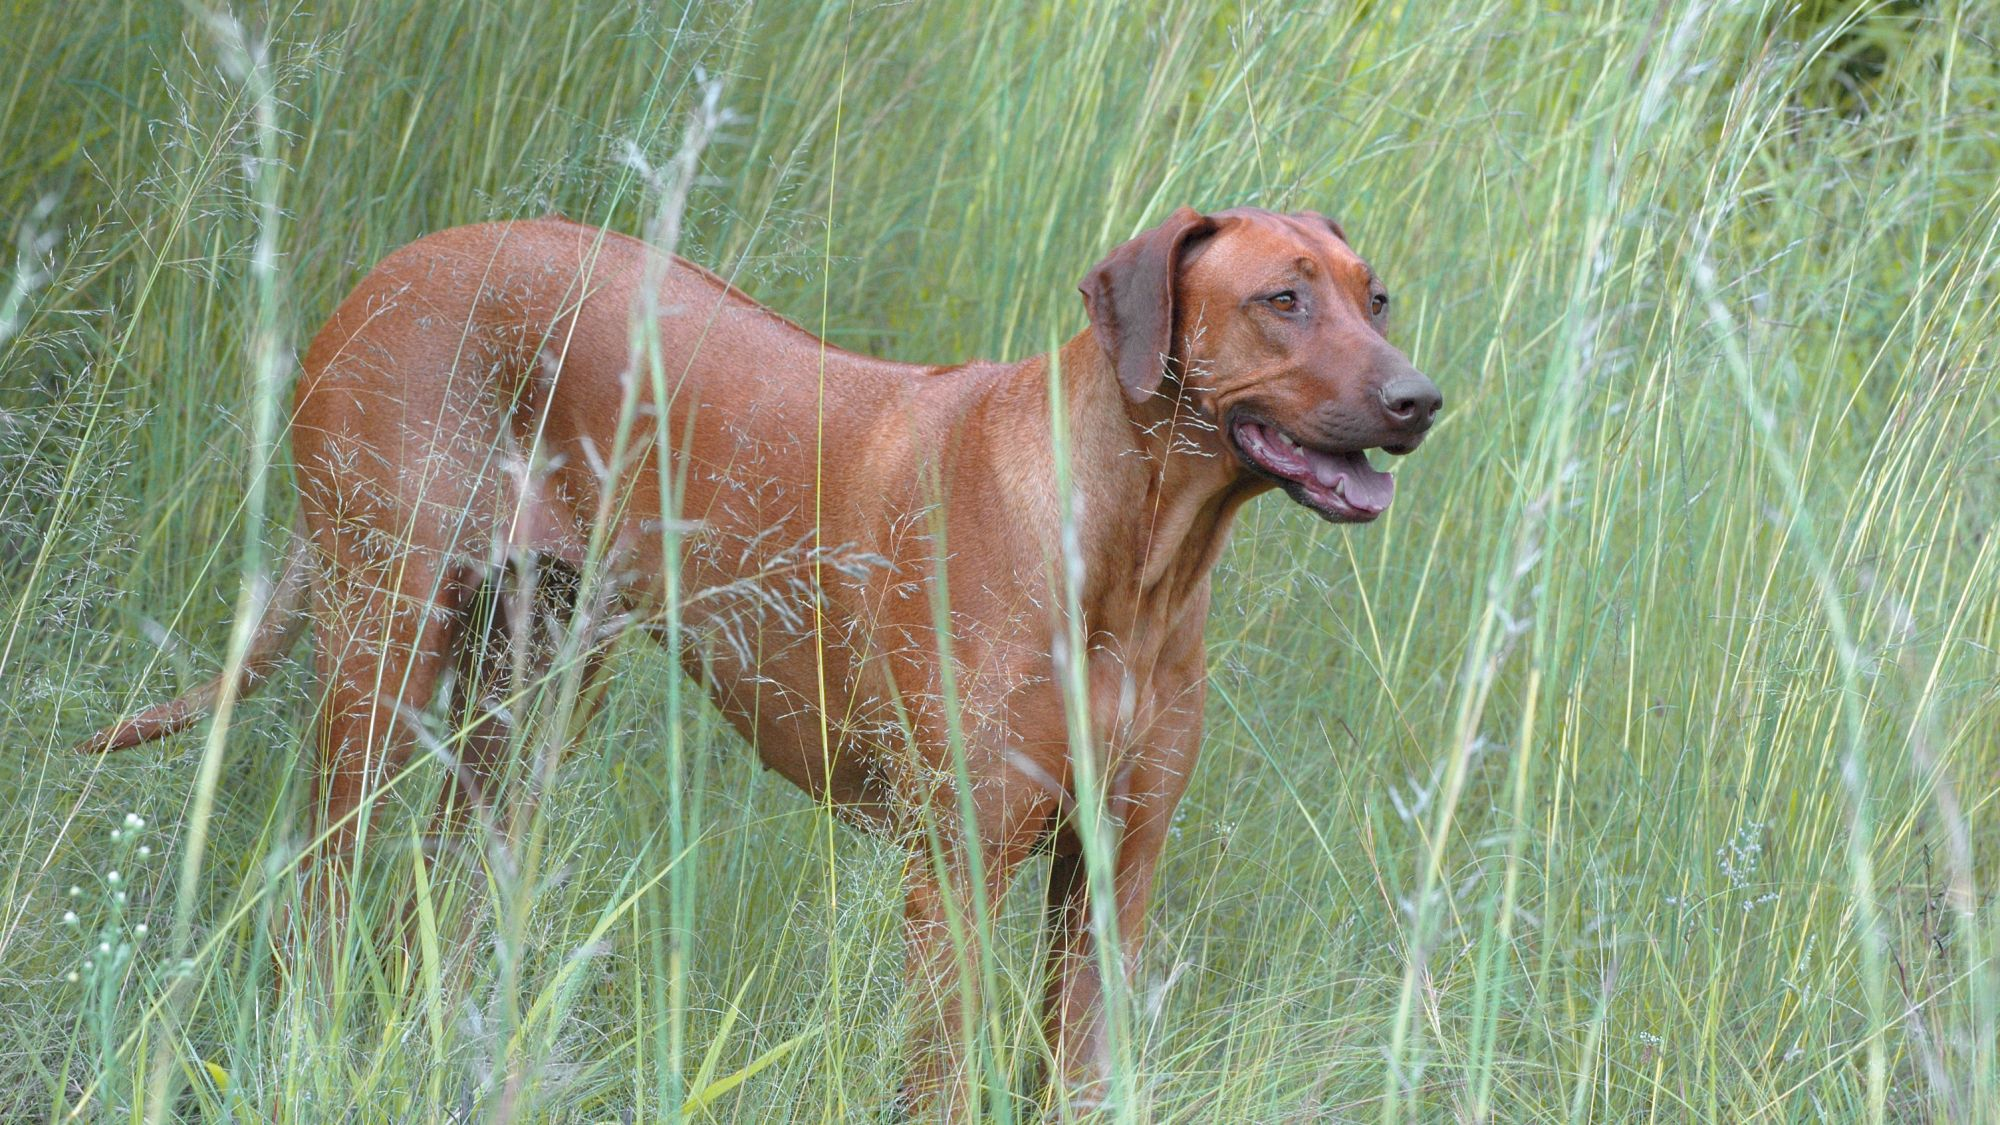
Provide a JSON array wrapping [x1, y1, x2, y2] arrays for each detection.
[[80, 205, 1440, 1112]]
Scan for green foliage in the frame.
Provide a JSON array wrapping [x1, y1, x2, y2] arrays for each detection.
[[2, 0, 1997, 1120]]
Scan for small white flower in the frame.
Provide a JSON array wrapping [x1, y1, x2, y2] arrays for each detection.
[[134, 923, 148, 937], [114, 892, 126, 905], [68, 886, 81, 898], [82, 959, 93, 971], [137, 846, 151, 857], [110, 829, 122, 842], [98, 941, 111, 954], [65, 971, 79, 983], [62, 911, 77, 925], [106, 871, 121, 885], [125, 813, 143, 829]]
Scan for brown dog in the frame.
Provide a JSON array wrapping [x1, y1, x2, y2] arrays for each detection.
[[80, 206, 1438, 1111]]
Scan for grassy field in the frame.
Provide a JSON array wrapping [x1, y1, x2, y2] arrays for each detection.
[[4, 0, 1998, 1120]]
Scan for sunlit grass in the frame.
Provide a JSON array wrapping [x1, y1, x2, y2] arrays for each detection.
[[3, 0, 1997, 1120]]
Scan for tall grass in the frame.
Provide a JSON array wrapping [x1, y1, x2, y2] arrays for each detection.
[[3, 0, 1997, 1119]]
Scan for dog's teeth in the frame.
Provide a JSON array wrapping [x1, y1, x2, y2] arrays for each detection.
[[1280, 433, 1300, 450]]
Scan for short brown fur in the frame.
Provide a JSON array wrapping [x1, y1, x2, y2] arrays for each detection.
[[79, 206, 1439, 1114]]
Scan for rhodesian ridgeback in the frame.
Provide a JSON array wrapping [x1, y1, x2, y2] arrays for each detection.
[[80, 206, 1440, 1113]]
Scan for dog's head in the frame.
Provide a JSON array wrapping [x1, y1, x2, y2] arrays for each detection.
[[1080, 206, 1440, 523]]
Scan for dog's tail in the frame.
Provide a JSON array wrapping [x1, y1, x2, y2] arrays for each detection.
[[75, 535, 313, 754]]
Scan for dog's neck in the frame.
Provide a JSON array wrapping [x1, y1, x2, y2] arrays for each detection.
[[1051, 331, 1268, 614]]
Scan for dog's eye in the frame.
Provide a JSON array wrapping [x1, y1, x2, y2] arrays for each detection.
[[1370, 292, 1390, 316], [1267, 290, 1298, 312]]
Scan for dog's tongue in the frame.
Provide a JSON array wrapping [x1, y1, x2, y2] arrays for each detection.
[[1304, 447, 1394, 514], [1234, 420, 1396, 517]]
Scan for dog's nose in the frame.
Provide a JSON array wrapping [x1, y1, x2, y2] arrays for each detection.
[[1378, 373, 1442, 429]]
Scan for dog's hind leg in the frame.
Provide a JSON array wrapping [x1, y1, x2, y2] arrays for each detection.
[[294, 550, 473, 937], [435, 556, 613, 845]]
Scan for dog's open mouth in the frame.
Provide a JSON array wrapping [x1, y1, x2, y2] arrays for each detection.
[[1230, 416, 1395, 523]]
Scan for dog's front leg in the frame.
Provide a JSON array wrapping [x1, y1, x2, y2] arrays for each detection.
[[896, 778, 1052, 1120], [1038, 681, 1203, 1112]]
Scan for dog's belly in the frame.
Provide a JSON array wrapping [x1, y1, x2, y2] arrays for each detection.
[[598, 436, 908, 820], [663, 554, 907, 820]]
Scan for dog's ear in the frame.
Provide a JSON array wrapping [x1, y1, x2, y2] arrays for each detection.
[[1079, 206, 1220, 405], [1301, 209, 1348, 245]]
